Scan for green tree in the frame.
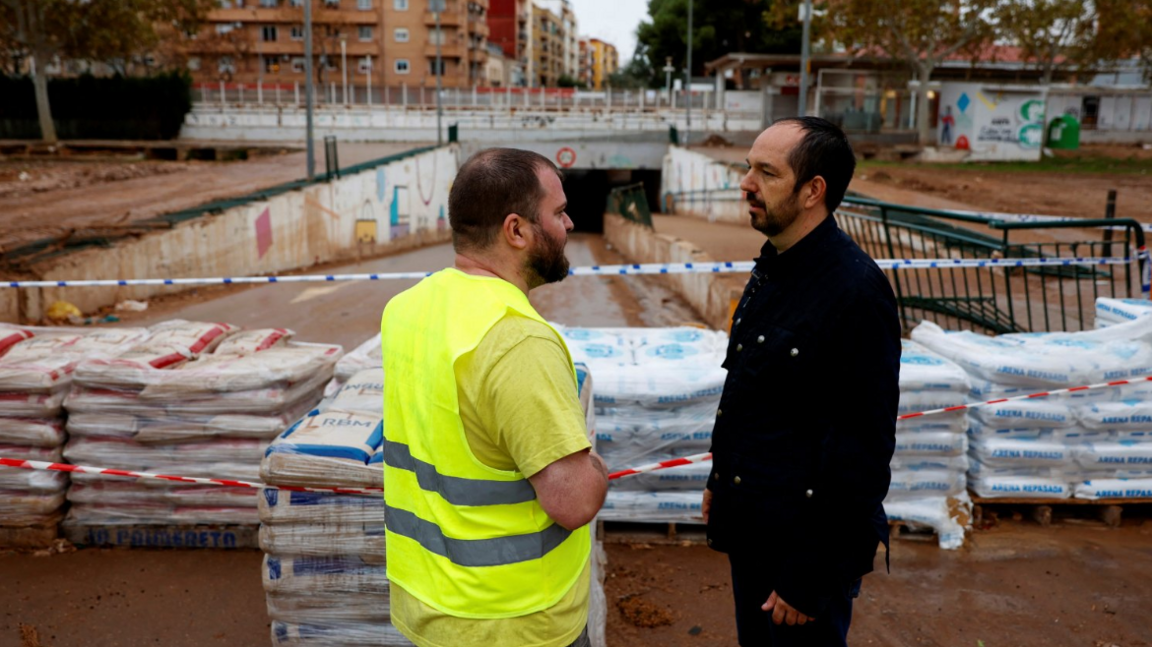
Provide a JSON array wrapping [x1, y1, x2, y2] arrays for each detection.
[[829, 0, 996, 145], [607, 56, 656, 89], [557, 73, 583, 88], [636, 0, 802, 81], [0, 0, 211, 143], [1094, 0, 1152, 82], [993, 0, 1099, 85]]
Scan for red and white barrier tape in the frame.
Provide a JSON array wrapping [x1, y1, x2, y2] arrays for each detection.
[[3, 375, 1150, 487]]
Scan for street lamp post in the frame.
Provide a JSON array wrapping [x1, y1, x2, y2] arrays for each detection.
[[432, 0, 445, 146], [341, 34, 348, 104], [304, 0, 315, 180], [684, 0, 693, 146], [663, 56, 674, 107], [798, 0, 812, 116]]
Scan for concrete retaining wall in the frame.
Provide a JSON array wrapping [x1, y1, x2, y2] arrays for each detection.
[[660, 146, 746, 224], [602, 213, 740, 331], [4, 146, 457, 323]]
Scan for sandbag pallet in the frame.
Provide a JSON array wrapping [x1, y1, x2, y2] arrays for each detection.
[[971, 496, 1152, 528], [59, 320, 338, 545], [912, 315, 1152, 510], [558, 326, 726, 526], [0, 324, 148, 548]]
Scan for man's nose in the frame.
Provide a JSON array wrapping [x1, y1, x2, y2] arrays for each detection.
[[739, 172, 757, 195]]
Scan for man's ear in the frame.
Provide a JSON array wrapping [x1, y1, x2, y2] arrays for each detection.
[[503, 213, 530, 250], [804, 176, 827, 211]]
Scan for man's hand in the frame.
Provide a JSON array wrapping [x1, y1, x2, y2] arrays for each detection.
[[701, 488, 713, 523], [762, 590, 813, 626]]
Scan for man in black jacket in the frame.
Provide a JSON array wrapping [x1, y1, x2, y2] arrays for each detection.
[[702, 117, 901, 646]]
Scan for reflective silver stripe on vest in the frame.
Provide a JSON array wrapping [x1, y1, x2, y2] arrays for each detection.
[[385, 504, 573, 567], [383, 439, 537, 506]]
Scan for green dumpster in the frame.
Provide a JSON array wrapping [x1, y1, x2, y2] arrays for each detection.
[[1046, 113, 1080, 149]]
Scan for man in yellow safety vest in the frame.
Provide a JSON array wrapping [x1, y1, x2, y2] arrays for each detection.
[[380, 147, 609, 647]]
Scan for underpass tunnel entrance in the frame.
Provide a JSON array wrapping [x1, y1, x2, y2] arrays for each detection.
[[562, 169, 662, 233]]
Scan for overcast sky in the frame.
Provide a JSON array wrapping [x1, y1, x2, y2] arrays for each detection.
[[572, 0, 647, 62]]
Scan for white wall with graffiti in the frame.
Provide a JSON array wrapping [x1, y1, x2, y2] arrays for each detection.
[[936, 83, 1046, 161], [660, 146, 747, 224]]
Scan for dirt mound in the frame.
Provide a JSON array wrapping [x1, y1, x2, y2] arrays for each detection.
[[618, 595, 675, 628]]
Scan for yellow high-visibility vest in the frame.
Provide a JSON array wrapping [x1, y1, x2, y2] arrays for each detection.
[[380, 268, 590, 618]]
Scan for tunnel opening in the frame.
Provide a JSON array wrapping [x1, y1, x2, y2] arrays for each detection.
[[561, 169, 663, 233]]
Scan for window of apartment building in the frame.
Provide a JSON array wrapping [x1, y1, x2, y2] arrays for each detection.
[[219, 56, 236, 73], [358, 56, 373, 73], [358, 25, 373, 41], [324, 0, 340, 7], [264, 55, 280, 73], [292, 57, 306, 72], [394, 0, 408, 9], [429, 29, 446, 45], [216, 23, 237, 34], [187, 57, 201, 71], [394, 27, 409, 42], [288, 0, 303, 5], [430, 59, 445, 75], [395, 59, 410, 74], [291, 25, 304, 40], [357, 0, 372, 8], [259, 0, 279, 7], [262, 26, 278, 42]]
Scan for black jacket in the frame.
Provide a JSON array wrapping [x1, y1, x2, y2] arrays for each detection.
[[706, 215, 901, 617]]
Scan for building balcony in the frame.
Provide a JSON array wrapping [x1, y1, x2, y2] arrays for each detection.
[[425, 43, 464, 58], [425, 10, 462, 27], [469, 22, 489, 37], [209, 7, 376, 24]]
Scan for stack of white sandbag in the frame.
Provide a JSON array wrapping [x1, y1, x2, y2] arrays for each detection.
[[559, 326, 726, 523], [1095, 297, 1152, 329], [912, 319, 1152, 502], [61, 321, 339, 529], [883, 340, 972, 549], [0, 325, 148, 541]]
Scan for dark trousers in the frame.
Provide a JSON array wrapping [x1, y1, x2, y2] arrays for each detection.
[[728, 551, 859, 647]]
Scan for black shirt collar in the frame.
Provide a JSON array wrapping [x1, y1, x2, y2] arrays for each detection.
[[753, 215, 839, 273]]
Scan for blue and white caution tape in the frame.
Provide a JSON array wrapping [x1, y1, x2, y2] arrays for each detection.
[[0, 257, 1135, 289]]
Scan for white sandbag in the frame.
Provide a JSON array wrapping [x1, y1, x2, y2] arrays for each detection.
[[899, 340, 971, 392], [575, 362, 595, 441], [886, 469, 966, 499], [66, 373, 329, 415], [594, 410, 714, 470], [329, 369, 384, 418], [911, 320, 1152, 388], [259, 522, 385, 562], [63, 503, 175, 525], [0, 328, 34, 358], [265, 590, 390, 624], [258, 488, 385, 525], [896, 415, 968, 435], [591, 364, 726, 408], [270, 620, 411, 647], [213, 328, 295, 356], [261, 410, 383, 489], [969, 436, 1073, 469], [0, 468, 67, 493], [334, 333, 382, 382], [136, 320, 239, 354], [610, 460, 711, 492], [0, 444, 63, 462], [1074, 478, 1152, 499], [890, 454, 969, 472], [0, 489, 67, 516], [1078, 399, 1152, 433], [64, 436, 267, 468], [897, 390, 966, 417], [968, 398, 1075, 430], [67, 462, 262, 486], [0, 417, 65, 447], [894, 431, 968, 457], [598, 490, 704, 522], [171, 506, 259, 525], [1095, 297, 1152, 326], [883, 495, 968, 549], [0, 388, 67, 417], [1073, 440, 1152, 472], [139, 343, 341, 397], [263, 555, 389, 596], [969, 474, 1071, 499]]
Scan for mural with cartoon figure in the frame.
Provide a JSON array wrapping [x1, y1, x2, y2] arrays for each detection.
[[937, 82, 1044, 161]]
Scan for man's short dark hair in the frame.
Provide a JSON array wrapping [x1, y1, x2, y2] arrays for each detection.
[[773, 116, 856, 215], [449, 148, 560, 251]]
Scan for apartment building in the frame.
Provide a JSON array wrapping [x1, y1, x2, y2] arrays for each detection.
[[587, 37, 617, 90], [536, 0, 577, 80], [180, 0, 489, 92]]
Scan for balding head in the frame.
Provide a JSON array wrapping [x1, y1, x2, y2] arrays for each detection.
[[449, 148, 562, 252]]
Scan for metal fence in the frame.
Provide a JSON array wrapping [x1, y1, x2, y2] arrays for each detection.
[[608, 183, 653, 229], [835, 196, 1147, 334]]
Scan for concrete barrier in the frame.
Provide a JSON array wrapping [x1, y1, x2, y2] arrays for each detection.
[[660, 146, 746, 224], [3, 146, 457, 323], [602, 213, 742, 331]]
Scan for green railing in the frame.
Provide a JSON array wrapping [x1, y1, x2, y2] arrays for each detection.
[[608, 183, 653, 229], [661, 189, 1146, 334]]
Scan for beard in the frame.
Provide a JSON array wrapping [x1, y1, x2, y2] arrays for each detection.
[[525, 223, 570, 288], [748, 190, 802, 237]]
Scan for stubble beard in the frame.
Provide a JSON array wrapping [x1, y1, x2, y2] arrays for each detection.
[[748, 191, 802, 237], [525, 224, 570, 288]]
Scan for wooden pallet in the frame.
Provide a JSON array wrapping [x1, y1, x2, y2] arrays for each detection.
[[971, 496, 1152, 528], [0, 520, 62, 550], [63, 523, 260, 549], [599, 520, 707, 546]]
